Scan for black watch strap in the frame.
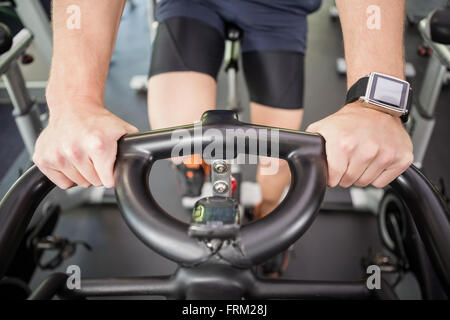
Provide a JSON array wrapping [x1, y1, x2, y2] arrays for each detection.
[[345, 76, 369, 105], [345, 76, 412, 123]]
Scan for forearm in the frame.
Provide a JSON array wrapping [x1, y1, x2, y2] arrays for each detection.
[[336, 0, 405, 88], [47, 0, 126, 108]]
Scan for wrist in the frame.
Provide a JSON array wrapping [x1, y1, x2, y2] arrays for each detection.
[[343, 102, 403, 125], [46, 80, 104, 112]]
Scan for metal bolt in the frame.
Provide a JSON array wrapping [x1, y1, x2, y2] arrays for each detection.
[[213, 181, 228, 193], [213, 161, 227, 173]]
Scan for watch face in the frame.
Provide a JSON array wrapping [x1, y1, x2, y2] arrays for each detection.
[[368, 73, 409, 111]]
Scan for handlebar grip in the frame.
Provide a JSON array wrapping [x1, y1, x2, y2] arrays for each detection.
[[114, 111, 328, 266], [222, 151, 327, 266]]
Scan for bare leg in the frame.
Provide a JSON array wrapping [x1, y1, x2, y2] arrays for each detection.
[[148, 71, 216, 164], [251, 102, 304, 217], [148, 72, 216, 129], [148, 71, 216, 165]]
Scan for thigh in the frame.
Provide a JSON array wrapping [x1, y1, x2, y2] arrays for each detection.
[[148, 5, 226, 129], [235, 0, 311, 113], [148, 72, 217, 128], [243, 51, 305, 111], [150, 1, 226, 79]]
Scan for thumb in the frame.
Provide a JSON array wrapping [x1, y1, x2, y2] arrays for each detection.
[[125, 123, 139, 134], [306, 123, 317, 133]]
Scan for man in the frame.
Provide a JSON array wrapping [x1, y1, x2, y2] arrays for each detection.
[[34, 0, 413, 220]]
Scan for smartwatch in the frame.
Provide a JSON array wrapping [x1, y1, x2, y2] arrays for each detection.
[[345, 72, 412, 122]]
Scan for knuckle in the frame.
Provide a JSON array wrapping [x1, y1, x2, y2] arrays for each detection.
[[32, 154, 42, 166], [33, 151, 51, 168], [65, 144, 83, 161], [363, 143, 379, 161], [380, 150, 395, 166], [403, 152, 414, 167], [339, 136, 356, 153], [52, 152, 66, 167], [88, 132, 108, 152], [36, 156, 51, 168]]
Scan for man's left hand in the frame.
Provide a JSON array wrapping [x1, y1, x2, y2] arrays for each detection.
[[306, 102, 413, 188]]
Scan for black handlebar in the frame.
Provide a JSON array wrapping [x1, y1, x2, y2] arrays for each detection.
[[114, 111, 327, 267], [0, 111, 449, 296], [390, 167, 450, 291]]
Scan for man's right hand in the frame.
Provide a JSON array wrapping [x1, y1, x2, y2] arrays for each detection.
[[33, 100, 138, 190]]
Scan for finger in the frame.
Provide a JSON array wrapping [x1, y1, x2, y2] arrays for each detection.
[[59, 163, 91, 188], [92, 154, 116, 188], [71, 156, 103, 187], [354, 150, 395, 187], [371, 167, 402, 188], [339, 146, 378, 188], [63, 144, 103, 186], [325, 140, 349, 187], [90, 140, 118, 188], [126, 124, 139, 133], [371, 156, 413, 188], [306, 122, 318, 133], [38, 166, 74, 190]]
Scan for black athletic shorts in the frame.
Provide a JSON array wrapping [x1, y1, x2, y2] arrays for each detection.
[[149, 0, 322, 109]]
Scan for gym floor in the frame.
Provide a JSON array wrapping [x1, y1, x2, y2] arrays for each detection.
[[1, 0, 449, 299]]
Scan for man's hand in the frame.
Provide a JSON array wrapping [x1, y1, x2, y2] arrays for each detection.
[[34, 0, 131, 190], [306, 103, 413, 188], [33, 100, 138, 190]]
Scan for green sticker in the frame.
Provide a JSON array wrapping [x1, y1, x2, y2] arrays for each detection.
[[192, 205, 204, 222]]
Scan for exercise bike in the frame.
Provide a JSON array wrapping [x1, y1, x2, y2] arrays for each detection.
[[0, 110, 449, 300]]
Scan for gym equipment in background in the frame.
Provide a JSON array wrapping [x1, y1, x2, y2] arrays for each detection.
[[129, 0, 158, 92], [408, 6, 450, 168], [0, 0, 50, 104], [0, 25, 90, 298], [0, 26, 42, 157]]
